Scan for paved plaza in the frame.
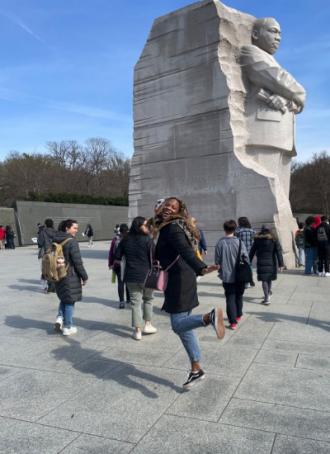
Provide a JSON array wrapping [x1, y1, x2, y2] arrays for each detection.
[[1, 242, 330, 453]]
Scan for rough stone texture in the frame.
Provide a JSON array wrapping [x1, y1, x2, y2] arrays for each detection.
[[129, 0, 303, 266]]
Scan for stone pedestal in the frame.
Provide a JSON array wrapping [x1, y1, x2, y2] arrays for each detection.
[[129, 0, 300, 267]]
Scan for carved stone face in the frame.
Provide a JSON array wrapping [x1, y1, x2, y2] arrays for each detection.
[[253, 19, 281, 55]]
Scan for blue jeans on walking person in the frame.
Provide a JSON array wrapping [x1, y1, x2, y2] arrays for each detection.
[[305, 247, 316, 274], [57, 302, 74, 328], [170, 311, 205, 363]]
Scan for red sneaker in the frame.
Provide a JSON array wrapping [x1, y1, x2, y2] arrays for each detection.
[[230, 323, 238, 330], [236, 317, 242, 323]]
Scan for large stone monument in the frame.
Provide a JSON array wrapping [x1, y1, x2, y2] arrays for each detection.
[[129, 0, 306, 266]]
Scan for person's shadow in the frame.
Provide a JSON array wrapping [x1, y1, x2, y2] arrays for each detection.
[[52, 338, 182, 398], [4, 315, 182, 397]]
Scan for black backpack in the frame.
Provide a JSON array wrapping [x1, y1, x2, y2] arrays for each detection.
[[317, 225, 328, 242]]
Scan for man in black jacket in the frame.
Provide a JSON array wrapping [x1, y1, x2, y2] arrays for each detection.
[[316, 216, 330, 276]]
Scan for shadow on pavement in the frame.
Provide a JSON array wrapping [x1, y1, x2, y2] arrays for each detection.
[[52, 338, 182, 397], [82, 296, 119, 309], [18, 278, 42, 285], [249, 311, 330, 332], [80, 249, 108, 260], [8, 284, 42, 293], [5, 315, 132, 339]]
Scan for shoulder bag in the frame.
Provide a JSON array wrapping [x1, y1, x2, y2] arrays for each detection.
[[144, 249, 179, 292], [235, 239, 253, 284]]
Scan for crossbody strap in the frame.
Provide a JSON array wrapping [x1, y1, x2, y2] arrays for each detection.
[[236, 239, 242, 266], [164, 255, 180, 272]]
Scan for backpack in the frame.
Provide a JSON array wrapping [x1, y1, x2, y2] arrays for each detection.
[[42, 238, 72, 282], [317, 225, 328, 242]]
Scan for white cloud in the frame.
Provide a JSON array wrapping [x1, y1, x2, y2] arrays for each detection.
[[0, 10, 46, 45]]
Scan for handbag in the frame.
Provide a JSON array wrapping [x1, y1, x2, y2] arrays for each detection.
[[144, 250, 179, 291], [235, 239, 253, 284]]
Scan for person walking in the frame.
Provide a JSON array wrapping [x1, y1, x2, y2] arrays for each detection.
[[115, 217, 156, 340], [54, 219, 88, 336], [303, 216, 318, 275], [0, 225, 6, 250], [295, 222, 305, 267], [38, 218, 57, 292], [4, 225, 15, 249], [315, 216, 330, 276], [249, 226, 284, 305], [215, 220, 249, 330], [235, 216, 256, 287], [84, 223, 94, 247], [155, 197, 225, 389], [108, 223, 130, 308]]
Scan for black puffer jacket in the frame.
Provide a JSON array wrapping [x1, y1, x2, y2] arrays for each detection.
[[115, 234, 153, 283], [249, 233, 284, 281], [54, 232, 88, 304], [156, 222, 206, 313]]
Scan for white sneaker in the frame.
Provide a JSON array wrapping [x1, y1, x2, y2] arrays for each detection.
[[325, 273, 330, 277], [54, 317, 63, 332], [142, 324, 157, 334], [62, 326, 78, 336], [133, 329, 142, 340], [318, 272, 324, 277]]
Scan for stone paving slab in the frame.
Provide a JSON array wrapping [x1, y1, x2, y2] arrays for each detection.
[[0, 417, 78, 454], [220, 398, 330, 443], [130, 414, 275, 454], [272, 435, 330, 454], [0, 242, 330, 453]]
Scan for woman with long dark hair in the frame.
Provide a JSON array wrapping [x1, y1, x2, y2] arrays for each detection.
[[154, 197, 225, 389], [115, 216, 156, 340], [54, 219, 88, 335]]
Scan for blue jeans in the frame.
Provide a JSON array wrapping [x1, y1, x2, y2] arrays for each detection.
[[305, 247, 316, 274], [170, 311, 205, 363], [57, 302, 74, 328]]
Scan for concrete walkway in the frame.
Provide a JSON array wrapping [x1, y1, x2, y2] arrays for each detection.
[[0, 242, 330, 453]]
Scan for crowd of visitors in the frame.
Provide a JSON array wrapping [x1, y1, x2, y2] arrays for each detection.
[[31, 204, 330, 389], [0, 224, 16, 250]]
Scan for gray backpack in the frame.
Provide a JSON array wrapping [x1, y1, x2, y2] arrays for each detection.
[[317, 226, 328, 242]]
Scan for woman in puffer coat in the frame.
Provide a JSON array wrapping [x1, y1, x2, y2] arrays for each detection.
[[54, 219, 88, 336], [249, 226, 284, 305]]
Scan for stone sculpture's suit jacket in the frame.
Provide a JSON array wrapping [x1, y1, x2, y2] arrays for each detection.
[[240, 44, 306, 155]]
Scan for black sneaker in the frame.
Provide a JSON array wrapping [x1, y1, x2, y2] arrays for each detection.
[[210, 308, 225, 339], [119, 301, 125, 309], [183, 369, 205, 389]]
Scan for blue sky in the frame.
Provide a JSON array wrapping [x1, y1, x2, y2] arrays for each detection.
[[0, 0, 329, 162]]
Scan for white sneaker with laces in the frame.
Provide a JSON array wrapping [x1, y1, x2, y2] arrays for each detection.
[[62, 326, 78, 336], [142, 323, 157, 334]]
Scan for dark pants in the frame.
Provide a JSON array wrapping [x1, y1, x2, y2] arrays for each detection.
[[114, 267, 130, 302], [318, 244, 330, 273], [223, 282, 245, 325]]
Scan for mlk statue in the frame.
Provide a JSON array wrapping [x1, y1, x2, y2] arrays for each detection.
[[129, 1, 306, 267], [240, 17, 306, 198]]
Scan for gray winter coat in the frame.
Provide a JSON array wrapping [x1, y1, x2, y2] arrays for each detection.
[[54, 232, 88, 304]]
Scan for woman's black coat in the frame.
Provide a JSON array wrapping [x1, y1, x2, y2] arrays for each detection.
[[54, 231, 88, 304], [249, 233, 284, 281], [156, 222, 206, 313], [115, 234, 153, 284]]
